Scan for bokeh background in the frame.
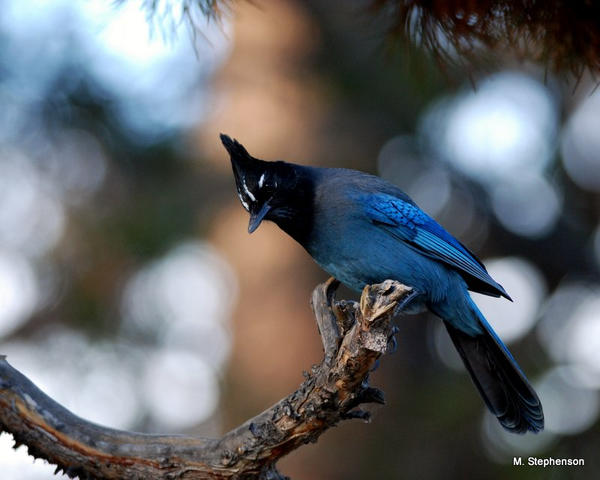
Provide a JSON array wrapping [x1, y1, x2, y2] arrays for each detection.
[[1, 1, 599, 478]]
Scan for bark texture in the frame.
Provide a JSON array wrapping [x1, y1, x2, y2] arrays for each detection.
[[0, 279, 411, 479]]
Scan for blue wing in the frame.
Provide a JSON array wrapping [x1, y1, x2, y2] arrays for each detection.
[[363, 193, 511, 300]]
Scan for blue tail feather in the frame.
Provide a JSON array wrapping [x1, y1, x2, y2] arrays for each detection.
[[443, 299, 544, 433]]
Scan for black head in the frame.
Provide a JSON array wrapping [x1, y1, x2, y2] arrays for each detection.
[[220, 134, 314, 238]]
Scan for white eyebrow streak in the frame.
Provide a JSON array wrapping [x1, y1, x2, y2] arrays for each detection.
[[237, 191, 250, 211], [258, 173, 265, 188], [242, 178, 256, 201]]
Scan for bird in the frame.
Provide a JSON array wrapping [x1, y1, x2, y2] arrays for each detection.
[[220, 133, 544, 434]]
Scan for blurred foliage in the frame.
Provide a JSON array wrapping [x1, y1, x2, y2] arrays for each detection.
[[370, 0, 600, 78], [134, 0, 600, 79]]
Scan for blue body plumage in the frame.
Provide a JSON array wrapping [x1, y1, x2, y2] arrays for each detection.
[[221, 134, 544, 434]]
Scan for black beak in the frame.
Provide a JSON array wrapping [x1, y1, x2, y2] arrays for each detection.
[[248, 202, 271, 233]]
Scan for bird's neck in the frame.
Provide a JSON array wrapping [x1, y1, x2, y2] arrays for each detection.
[[271, 166, 317, 247], [275, 208, 314, 247]]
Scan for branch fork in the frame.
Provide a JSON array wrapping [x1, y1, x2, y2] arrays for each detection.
[[0, 279, 412, 479]]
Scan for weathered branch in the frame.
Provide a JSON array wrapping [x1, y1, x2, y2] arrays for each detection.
[[0, 279, 411, 479]]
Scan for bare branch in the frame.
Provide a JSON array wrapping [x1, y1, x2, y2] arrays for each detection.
[[0, 280, 411, 479]]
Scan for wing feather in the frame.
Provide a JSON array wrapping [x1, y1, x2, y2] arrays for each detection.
[[363, 193, 511, 300]]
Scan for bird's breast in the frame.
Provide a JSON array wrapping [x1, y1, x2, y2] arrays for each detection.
[[305, 211, 450, 304]]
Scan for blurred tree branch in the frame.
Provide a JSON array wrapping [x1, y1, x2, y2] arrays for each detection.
[[0, 279, 410, 479], [371, 0, 600, 78], [127, 0, 232, 43], [132, 0, 600, 79]]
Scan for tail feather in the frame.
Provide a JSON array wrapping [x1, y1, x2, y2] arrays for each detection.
[[444, 318, 544, 434]]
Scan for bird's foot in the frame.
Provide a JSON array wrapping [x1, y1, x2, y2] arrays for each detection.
[[370, 359, 380, 372], [392, 288, 421, 317], [386, 325, 400, 354]]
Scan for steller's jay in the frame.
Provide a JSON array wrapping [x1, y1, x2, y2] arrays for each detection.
[[220, 134, 544, 434]]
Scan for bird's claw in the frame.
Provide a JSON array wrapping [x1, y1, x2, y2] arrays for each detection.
[[387, 325, 399, 354], [392, 289, 420, 317], [370, 359, 380, 372]]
